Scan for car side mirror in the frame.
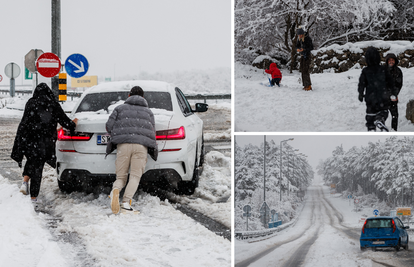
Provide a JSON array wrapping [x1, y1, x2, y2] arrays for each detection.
[[193, 103, 208, 112], [405, 226, 410, 229]]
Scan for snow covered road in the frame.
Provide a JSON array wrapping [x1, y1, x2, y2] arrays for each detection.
[[0, 114, 231, 266], [235, 183, 414, 267]]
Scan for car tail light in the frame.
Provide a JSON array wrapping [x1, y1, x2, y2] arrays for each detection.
[[362, 220, 367, 234], [392, 219, 396, 233], [156, 126, 185, 140], [58, 129, 92, 141]]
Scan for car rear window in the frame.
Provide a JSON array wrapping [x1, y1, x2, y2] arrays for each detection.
[[76, 91, 173, 113], [365, 219, 393, 228]]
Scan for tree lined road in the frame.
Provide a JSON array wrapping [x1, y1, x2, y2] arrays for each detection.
[[236, 185, 414, 267]]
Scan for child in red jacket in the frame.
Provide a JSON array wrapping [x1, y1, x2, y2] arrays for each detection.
[[265, 63, 282, 87]]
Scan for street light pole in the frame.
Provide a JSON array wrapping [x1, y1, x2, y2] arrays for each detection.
[[280, 138, 293, 201], [288, 149, 299, 196]]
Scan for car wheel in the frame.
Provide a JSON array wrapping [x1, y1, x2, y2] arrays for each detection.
[[404, 237, 409, 250], [58, 180, 76, 193], [360, 246, 366, 251], [395, 239, 401, 251]]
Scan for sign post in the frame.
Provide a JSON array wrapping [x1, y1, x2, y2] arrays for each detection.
[[260, 201, 270, 228], [243, 205, 252, 231], [4, 63, 21, 97]]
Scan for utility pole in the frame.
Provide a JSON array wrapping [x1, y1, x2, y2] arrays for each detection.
[[51, 0, 61, 101]]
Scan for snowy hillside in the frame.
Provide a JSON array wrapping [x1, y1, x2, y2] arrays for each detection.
[[235, 62, 414, 132]]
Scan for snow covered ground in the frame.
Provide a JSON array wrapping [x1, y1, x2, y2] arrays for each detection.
[[235, 62, 414, 132], [235, 175, 414, 267]]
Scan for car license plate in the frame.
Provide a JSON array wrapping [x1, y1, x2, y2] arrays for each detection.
[[372, 241, 385, 245], [97, 134, 111, 145]]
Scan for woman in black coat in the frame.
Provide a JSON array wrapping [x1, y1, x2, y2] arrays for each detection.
[[11, 83, 77, 203]]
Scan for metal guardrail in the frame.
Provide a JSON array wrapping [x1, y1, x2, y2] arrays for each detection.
[[0, 89, 230, 102]]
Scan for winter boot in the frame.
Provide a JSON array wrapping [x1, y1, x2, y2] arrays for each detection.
[[121, 200, 140, 215], [31, 198, 41, 209], [304, 85, 312, 91], [20, 181, 29, 195], [374, 120, 389, 132], [110, 188, 120, 214]]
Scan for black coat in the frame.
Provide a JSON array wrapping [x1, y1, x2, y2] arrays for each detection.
[[385, 53, 403, 96], [358, 47, 396, 110], [11, 83, 76, 168], [296, 33, 314, 58]]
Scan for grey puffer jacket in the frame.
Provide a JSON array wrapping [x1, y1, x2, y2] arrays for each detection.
[[105, 95, 157, 160]]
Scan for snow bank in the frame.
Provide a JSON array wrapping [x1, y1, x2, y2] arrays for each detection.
[[0, 175, 69, 267]]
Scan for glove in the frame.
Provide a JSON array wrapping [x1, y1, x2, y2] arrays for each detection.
[[390, 95, 398, 101], [18, 162, 22, 168], [358, 94, 364, 102]]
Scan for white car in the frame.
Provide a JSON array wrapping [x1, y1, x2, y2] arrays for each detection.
[[56, 80, 208, 195]]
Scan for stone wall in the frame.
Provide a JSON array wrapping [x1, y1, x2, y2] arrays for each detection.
[[311, 47, 414, 73]]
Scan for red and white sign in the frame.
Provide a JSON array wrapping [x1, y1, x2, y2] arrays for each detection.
[[36, 52, 61, 77], [0, 75, 2, 82]]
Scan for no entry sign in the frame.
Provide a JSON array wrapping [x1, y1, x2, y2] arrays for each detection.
[[36, 52, 61, 77]]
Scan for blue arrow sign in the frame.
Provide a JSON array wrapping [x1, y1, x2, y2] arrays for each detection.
[[373, 209, 379, 216], [65, 53, 89, 78]]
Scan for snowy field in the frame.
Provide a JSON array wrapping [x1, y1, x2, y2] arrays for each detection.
[[235, 175, 414, 267], [234, 63, 414, 132]]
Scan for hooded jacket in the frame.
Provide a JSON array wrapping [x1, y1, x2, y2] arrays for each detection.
[[265, 63, 282, 80], [296, 32, 314, 58], [385, 53, 403, 96], [105, 95, 157, 160], [358, 47, 396, 109], [11, 83, 76, 167]]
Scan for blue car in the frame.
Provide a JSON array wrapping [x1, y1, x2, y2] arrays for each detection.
[[360, 216, 409, 251]]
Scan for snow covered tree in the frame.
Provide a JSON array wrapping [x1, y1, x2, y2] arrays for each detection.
[[235, 0, 395, 71]]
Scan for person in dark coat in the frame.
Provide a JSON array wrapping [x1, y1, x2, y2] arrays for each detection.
[[384, 53, 403, 131], [296, 27, 314, 91], [106, 86, 157, 214], [358, 47, 397, 132], [265, 62, 282, 87], [11, 83, 77, 204]]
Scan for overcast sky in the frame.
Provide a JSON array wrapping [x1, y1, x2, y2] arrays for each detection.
[[0, 0, 230, 84], [235, 134, 399, 170]]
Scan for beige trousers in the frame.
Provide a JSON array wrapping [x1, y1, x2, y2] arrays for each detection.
[[113, 143, 148, 203]]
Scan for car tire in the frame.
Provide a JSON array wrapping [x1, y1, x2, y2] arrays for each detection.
[[360, 246, 366, 251], [199, 134, 205, 167], [58, 180, 76, 193], [395, 239, 401, 251], [178, 157, 199, 195], [404, 237, 409, 250]]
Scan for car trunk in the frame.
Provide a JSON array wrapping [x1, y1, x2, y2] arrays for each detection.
[[363, 218, 395, 238], [71, 113, 173, 154]]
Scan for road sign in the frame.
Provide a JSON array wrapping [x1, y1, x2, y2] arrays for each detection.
[[71, 75, 98, 87], [390, 210, 397, 217], [243, 205, 252, 213], [397, 207, 411, 216], [0, 75, 2, 82], [65, 53, 89, 78], [25, 68, 33, 80], [260, 202, 270, 213], [331, 184, 336, 188], [25, 49, 44, 73], [36, 52, 61, 78], [348, 195, 352, 199], [4, 63, 21, 79], [271, 209, 276, 215], [354, 199, 359, 204], [373, 209, 379, 216]]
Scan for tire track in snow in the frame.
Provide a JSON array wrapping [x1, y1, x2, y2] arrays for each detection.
[[319, 186, 414, 267], [235, 187, 317, 267]]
